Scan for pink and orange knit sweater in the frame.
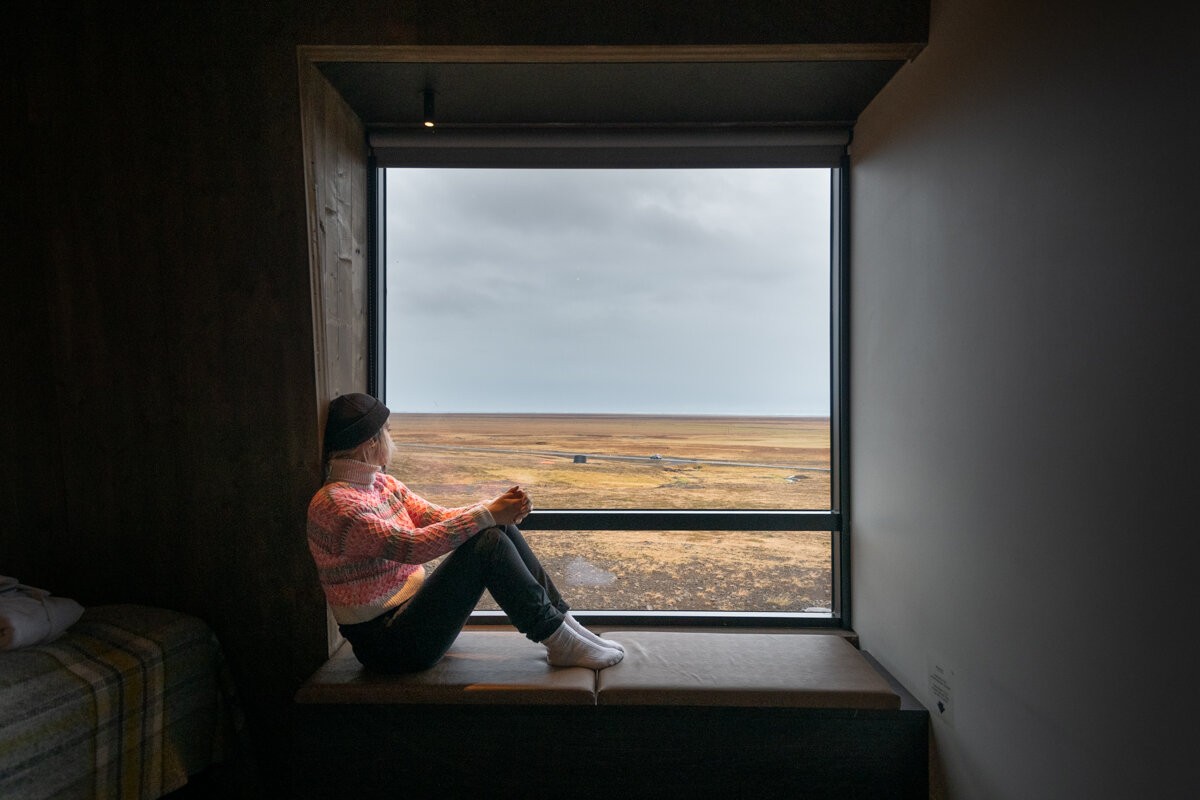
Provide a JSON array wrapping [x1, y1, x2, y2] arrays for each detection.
[[307, 459, 495, 625]]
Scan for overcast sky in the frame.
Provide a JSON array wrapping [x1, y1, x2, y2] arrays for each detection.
[[385, 168, 830, 416]]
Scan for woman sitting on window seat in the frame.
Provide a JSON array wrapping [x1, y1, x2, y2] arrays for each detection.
[[307, 393, 624, 674]]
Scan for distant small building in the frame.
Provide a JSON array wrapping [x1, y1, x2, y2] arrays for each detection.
[[573, 454, 587, 464]]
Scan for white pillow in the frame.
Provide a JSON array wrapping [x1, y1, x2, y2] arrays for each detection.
[[0, 577, 86, 650]]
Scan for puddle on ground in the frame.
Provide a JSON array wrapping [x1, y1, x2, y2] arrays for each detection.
[[565, 556, 617, 587]]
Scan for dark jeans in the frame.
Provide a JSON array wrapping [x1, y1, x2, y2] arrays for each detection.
[[338, 524, 569, 673]]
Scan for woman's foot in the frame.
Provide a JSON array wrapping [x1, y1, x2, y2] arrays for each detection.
[[541, 620, 623, 669], [564, 613, 624, 654]]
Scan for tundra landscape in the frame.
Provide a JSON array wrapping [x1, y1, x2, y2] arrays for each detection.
[[385, 414, 833, 613]]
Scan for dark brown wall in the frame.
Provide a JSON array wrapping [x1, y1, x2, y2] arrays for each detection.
[[6, 0, 928, 788], [9, 3, 330, 779]]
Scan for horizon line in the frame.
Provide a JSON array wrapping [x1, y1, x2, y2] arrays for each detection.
[[386, 411, 831, 419]]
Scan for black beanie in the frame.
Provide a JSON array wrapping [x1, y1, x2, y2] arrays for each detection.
[[324, 393, 390, 454]]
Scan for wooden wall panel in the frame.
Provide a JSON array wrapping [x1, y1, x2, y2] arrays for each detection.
[[300, 58, 370, 418]]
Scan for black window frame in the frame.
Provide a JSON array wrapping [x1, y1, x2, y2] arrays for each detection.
[[368, 142, 851, 630]]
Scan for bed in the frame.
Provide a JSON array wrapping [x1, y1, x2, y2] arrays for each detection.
[[0, 604, 243, 800]]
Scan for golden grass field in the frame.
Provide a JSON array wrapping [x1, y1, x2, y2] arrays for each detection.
[[385, 414, 833, 613]]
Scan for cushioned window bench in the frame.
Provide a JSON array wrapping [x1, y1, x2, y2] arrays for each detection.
[[292, 629, 928, 799]]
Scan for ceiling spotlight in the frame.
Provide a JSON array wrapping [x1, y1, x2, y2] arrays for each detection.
[[422, 87, 435, 127]]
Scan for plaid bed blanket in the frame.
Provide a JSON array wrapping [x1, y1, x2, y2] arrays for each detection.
[[0, 605, 242, 800]]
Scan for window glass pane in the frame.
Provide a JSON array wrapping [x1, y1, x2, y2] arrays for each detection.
[[462, 530, 833, 613], [385, 168, 831, 511]]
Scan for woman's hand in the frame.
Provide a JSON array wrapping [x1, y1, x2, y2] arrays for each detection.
[[486, 486, 532, 526]]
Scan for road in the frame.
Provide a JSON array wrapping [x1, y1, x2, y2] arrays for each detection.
[[391, 441, 830, 472]]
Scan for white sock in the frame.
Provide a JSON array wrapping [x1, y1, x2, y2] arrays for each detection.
[[541, 620, 623, 669], [564, 613, 624, 654]]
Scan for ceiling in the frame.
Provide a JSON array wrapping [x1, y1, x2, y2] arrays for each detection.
[[316, 58, 910, 130]]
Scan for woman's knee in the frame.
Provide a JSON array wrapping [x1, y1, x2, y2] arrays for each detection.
[[471, 525, 512, 556], [499, 524, 538, 556]]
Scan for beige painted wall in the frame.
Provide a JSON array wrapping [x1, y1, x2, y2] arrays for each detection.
[[850, 1, 1195, 796]]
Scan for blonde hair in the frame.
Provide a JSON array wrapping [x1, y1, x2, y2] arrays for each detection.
[[326, 425, 394, 469]]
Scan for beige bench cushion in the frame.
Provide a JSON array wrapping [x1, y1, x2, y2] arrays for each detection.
[[597, 631, 900, 709], [296, 631, 597, 705]]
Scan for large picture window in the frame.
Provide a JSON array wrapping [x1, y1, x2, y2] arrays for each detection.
[[375, 158, 847, 625]]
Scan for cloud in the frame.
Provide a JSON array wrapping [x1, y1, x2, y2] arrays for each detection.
[[386, 168, 831, 415]]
